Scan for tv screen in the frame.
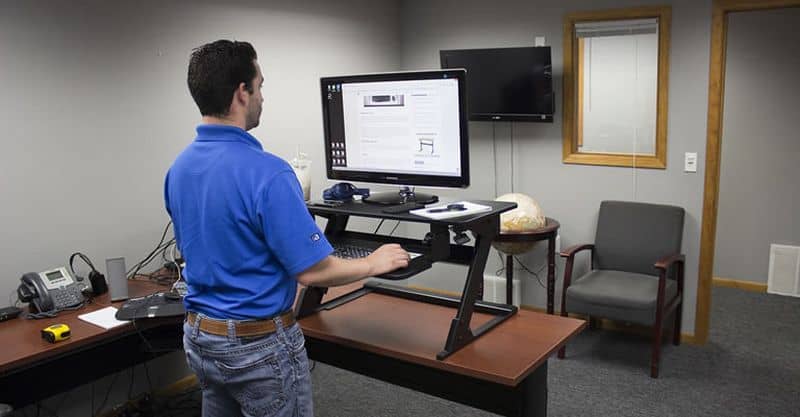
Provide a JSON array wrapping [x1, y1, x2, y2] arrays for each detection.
[[440, 46, 554, 122]]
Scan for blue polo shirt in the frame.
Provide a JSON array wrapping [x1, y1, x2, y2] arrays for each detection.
[[164, 124, 332, 320]]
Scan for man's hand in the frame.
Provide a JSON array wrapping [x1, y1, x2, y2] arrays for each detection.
[[296, 243, 410, 288], [366, 244, 410, 276]]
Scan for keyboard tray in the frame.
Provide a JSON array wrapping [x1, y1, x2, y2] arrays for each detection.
[[377, 255, 432, 280], [330, 237, 432, 280]]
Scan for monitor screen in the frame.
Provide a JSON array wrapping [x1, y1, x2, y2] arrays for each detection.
[[320, 70, 469, 191], [440, 46, 554, 122]]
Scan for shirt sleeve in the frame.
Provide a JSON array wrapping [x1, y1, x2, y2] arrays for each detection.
[[259, 170, 333, 276], [163, 170, 181, 247]]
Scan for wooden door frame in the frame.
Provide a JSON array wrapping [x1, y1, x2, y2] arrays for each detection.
[[696, 0, 800, 344]]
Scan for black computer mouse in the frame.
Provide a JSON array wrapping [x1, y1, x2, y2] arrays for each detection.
[[164, 291, 182, 301]]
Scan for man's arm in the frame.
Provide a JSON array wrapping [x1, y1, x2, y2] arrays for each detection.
[[296, 243, 409, 287]]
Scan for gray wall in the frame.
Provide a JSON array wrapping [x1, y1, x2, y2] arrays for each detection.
[[0, 0, 400, 414], [398, 0, 712, 334], [714, 8, 800, 283]]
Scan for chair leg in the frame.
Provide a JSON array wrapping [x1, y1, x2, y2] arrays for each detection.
[[557, 307, 569, 359], [651, 320, 663, 378], [672, 304, 682, 346]]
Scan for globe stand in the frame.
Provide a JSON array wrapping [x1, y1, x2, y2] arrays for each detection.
[[492, 218, 560, 314]]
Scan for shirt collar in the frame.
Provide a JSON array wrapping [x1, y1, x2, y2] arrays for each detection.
[[195, 124, 263, 150]]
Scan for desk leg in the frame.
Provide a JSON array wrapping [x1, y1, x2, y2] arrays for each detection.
[[506, 255, 514, 305], [547, 236, 555, 315], [517, 363, 548, 417]]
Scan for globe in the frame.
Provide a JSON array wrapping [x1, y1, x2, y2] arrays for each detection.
[[492, 193, 547, 255]]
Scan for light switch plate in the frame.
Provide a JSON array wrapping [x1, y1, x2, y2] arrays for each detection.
[[684, 152, 698, 172], [535, 36, 546, 47]]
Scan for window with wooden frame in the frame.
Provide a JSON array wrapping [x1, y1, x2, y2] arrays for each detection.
[[563, 6, 671, 168]]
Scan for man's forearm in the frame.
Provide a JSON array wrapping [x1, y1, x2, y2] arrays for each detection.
[[296, 256, 371, 287]]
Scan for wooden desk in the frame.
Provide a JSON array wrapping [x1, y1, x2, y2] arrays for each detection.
[[0, 280, 180, 407], [2, 278, 585, 416], [299, 283, 585, 417]]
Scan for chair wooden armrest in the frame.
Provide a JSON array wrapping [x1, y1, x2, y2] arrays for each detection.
[[654, 253, 685, 270], [559, 243, 594, 259], [559, 243, 595, 321]]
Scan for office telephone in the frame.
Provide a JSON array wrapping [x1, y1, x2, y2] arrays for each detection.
[[17, 267, 86, 313]]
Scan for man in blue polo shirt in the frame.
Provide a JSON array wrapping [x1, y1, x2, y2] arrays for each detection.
[[165, 40, 409, 417]]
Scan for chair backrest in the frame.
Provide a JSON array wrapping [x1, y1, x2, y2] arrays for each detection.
[[594, 200, 685, 276]]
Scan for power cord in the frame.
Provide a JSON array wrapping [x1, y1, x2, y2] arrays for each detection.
[[513, 255, 547, 289], [25, 301, 87, 320], [493, 251, 548, 289], [127, 221, 174, 280], [92, 371, 122, 416]]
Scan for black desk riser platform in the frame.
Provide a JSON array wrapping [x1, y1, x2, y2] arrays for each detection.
[[295, 199, 517, 360]]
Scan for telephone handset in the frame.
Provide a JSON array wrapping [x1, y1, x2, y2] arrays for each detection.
[[18, 267, 86, 314]]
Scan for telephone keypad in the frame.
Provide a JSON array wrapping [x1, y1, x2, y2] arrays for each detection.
[[54, 284, 84, 309]]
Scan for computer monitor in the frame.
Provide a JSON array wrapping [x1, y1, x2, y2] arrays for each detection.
[[320, 69, 469, 205]]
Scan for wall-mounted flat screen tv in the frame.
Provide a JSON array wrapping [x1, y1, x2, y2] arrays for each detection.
[[440, 46, 554, 122]]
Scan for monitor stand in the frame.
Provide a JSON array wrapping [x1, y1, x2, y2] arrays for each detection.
[[362, 186, 438, 205]]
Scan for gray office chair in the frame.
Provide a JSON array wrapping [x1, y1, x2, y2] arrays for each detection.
[[558, 200, 685, 378]]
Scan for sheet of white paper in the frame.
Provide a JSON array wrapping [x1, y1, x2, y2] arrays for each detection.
[[409, 201, 492, 220], [78, 306, 127, 330]]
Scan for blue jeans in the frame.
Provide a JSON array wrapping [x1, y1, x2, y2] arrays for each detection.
[[183, 314, 313, 417]]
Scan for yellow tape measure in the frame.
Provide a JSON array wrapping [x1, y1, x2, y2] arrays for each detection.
[[41, 323, 71, 343]]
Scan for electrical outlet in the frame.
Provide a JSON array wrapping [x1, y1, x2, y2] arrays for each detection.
[[535, 36, 546, 47]]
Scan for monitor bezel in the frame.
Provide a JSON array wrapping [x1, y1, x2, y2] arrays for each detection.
[[320, 69, 470, 189]]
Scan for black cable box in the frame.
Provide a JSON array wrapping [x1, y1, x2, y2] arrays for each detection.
[[0, 306, 22, 322]]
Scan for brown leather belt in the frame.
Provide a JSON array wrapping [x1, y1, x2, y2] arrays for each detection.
[[186, 310, 295, 338]]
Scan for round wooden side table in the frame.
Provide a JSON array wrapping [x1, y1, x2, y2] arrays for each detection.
[[493, 218, 560, 314]]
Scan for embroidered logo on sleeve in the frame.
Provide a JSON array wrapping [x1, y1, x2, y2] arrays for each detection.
[[310, 233, 321, 242]]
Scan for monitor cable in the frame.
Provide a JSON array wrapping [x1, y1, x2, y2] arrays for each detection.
[[510, 121, 515, 194], [492, 121, 499, 198]]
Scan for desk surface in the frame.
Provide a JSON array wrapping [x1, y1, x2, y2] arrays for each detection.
[[0, 279, 167, 375], [298, 283, 585, 387], [308, 199, 516, 224], [3, 279, 586, 389]]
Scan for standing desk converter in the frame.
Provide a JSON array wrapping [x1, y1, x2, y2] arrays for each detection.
[[298, 200, 586, 416]]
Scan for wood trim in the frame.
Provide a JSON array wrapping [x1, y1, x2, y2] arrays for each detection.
[[717, 0, 800, 12], [655, 7, 671, 170], [712, 277, 767, 293], [520, 304, 546, 313], [696, 0, 800, 346], [429, 293, 701, 344], [577, 38, 584, 148], [98, 375, 199, 417], [563, 151, 666, 168], [157, 374, 199, 397], [566, 5, 676, 21], [562, 6, 671, 169], [519, 306, 701, 343], [407, 284, 463, 298], [562, 13, 577, 162]]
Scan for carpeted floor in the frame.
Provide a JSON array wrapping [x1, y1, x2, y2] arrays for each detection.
[[311, 287, 800, 417]]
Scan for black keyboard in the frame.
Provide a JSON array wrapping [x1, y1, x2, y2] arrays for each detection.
[[332, 243, 376, 259], [330, 242, 431, 280]]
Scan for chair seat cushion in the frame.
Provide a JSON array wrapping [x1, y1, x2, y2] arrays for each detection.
[[566, 269, 678, 326]]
